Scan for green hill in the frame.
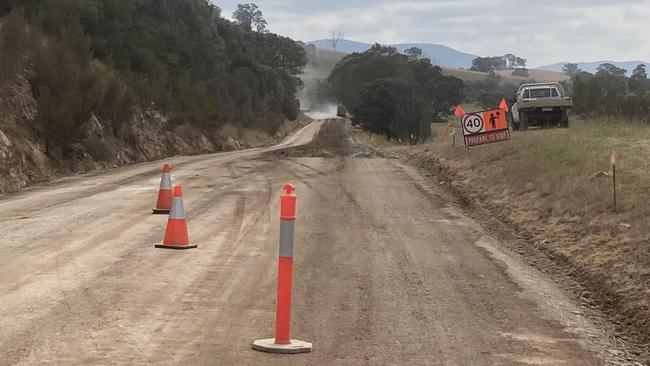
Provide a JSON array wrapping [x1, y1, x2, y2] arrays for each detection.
[[302, 47, 564, 87]]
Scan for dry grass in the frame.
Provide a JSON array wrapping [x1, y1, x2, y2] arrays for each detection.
[[442, 67, 566, 83], [392, 119, 650, 346], [458, 121, 650, 222], [303, 48, 566, 85], [497, 68, 567, 82]]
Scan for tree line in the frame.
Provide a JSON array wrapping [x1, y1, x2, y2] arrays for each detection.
[[564, 63, 650, 120], [463, 72, 520, 110], [327, 44, 464, 143], [471, 55, 525, 71], [0, 1, 306, 155]]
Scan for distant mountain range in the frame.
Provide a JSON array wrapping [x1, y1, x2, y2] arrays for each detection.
[[307, 39, 649, 75], [306, 39, 478, 69], [538, 61, 649, 74]]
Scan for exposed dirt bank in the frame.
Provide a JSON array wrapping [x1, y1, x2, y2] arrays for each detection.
[[0, 76, 309, 193]]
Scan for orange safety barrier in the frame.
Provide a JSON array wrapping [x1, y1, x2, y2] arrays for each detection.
[[155, 186, 197, 250], [252, 184, 312, 354]]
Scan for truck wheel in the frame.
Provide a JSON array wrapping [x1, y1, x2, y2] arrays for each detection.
[[508, 110, 520, 130], [519, 112, 529, 130], [560, 111, 569, 128]]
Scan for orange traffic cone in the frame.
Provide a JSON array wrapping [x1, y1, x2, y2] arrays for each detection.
[[152, 163, 173, 214], [155, 186, 197, 250]]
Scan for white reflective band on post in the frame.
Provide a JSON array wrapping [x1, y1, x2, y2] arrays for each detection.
[[169, 197, 186, 219], [279, 220, 294, 257], [160, 173, 172, 189]]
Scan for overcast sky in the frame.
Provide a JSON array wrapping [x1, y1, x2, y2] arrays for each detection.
[[215, 0, 650, 67]]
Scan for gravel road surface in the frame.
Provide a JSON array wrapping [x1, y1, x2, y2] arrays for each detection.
[[0, 120, 633, 365]]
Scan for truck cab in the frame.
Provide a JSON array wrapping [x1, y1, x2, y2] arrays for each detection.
[[511, 83, 572, 130]]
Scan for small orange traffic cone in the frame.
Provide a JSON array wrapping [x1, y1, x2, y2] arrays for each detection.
[[152, 163, 173, 214], [155, 186, 197, 250]]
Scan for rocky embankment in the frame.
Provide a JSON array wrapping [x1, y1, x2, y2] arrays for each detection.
[[0, 77, 307, 193]]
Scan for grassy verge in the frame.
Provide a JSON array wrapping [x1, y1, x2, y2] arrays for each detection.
[[385, 120, 650, 348]]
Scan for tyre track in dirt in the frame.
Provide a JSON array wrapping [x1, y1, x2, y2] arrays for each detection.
[[2, 161, 270, 365], [0, 122, 323, 365], [142, 162, 278, 364], [1, 119, 643, 365]]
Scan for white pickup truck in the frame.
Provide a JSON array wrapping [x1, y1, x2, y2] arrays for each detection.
[[510, 83, 572, 130]]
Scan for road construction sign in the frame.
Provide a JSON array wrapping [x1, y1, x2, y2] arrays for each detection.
[[465, 129, 510, 146], [462, 107, 510, 147], [454, 105, 466, 117]]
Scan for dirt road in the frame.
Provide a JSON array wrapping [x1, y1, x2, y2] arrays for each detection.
[[0, 120, 637, 365]]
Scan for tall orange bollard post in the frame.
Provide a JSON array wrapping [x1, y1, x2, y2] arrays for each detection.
[[252, 184, 312, 354]]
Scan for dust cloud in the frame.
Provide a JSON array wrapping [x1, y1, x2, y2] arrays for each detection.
[[304, 104, 338, 120]]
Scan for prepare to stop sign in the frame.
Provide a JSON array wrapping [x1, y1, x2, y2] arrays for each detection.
[[461, 106, 511, 147]]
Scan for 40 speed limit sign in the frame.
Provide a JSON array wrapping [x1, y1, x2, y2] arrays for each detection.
[[463, 113, 484, 135], [461, 108, 510, 146]]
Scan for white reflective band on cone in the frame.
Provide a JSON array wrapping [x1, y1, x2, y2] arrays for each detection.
[[169, 197, 186, 219], [160, 173, 172, 189], [279, 220, 294, 257]]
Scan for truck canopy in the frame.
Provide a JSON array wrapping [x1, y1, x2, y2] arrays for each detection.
[[517, 83, 567, 100]]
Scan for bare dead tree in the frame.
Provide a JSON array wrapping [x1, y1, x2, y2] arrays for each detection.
[[330, 30, 344, 52]]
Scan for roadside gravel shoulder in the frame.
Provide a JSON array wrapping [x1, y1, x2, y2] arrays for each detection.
[[385, 142, 649, 364]]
